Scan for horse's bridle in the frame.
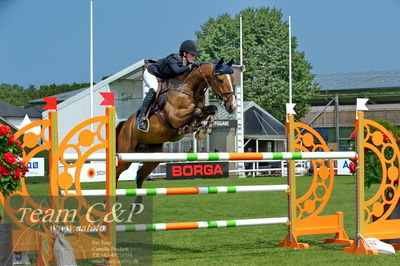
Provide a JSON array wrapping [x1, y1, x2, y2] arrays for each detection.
[[197, 65, 235, 105]]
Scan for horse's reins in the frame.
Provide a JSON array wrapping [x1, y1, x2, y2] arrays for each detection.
[[197, 64, 235, 105], [166, 63, 235, 105]]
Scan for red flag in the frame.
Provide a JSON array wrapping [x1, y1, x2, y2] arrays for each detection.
[[100, 92, 114, 106], [42, 97, 57, 110]]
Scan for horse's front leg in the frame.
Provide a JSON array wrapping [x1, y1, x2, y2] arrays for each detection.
[[194, 105, 218, 140]]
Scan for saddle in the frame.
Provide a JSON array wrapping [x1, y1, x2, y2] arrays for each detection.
[[135, 80, 170, 127], [149, 82, 168, 117]]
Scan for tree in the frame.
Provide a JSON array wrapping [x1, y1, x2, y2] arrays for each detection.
[[0, 82, 89, 107], [0, 84, 30, 107], [195, 8, 319, 122]]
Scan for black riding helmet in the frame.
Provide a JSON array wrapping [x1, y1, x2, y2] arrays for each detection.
[[179, 40, 201, 56]]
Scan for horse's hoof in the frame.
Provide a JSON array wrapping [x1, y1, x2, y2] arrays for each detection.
[[207, 105, 218, 115], [195, 131, 206, 140]]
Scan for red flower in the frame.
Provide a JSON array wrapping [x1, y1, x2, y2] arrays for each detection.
[[0, 215, 2, 223], [21, 161, 29, 173], [15, 140, 21, 147], [12, 167, 22, 180], [349, 161, 356, 174], [2, 152, 17, 165], [349, 130, 356, 141], [0, 124, 11, 136], [0, 163, 11, 177], [7, 134, 15, 146], [383, 134, 389, 143], [396, 136, 400, 144]]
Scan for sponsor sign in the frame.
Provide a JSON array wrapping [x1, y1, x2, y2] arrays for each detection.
[[25, 158, 45, 177], [166, 162, 229, 179], [213, 120, 237, 128], [337, 159, 351, 175], [66, 162, 139, 182]]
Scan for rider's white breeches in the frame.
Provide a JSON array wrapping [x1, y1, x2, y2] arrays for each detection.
[[143, 69, 159, 97]]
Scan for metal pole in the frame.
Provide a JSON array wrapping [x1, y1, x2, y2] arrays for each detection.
[[288, 14, 292, 104], [240, 14, 243, 69], [335, 94, 340, 150], [90, 0, 94, 130], [255, 139, 259, 177], [237, 14, 245, 176], [238, 14, 244, 152]]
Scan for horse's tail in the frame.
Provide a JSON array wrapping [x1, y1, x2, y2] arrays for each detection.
[[115, 121, 126, 152]]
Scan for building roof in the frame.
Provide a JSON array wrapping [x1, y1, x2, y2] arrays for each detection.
[[29, 60, 146, 106], [29, 88, 86, 104], [315, 70, 400, 91], [0, 102, 42, 118], [0, 115, 18, 131]]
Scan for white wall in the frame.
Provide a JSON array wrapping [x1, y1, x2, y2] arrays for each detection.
[[110, 79, 143, 120]]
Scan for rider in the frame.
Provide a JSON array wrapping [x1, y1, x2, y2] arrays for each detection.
[[137, 40, 201, 131]]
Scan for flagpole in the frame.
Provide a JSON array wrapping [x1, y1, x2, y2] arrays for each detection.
[[288, 14, 292, 105], [90, 0, 94, 126]]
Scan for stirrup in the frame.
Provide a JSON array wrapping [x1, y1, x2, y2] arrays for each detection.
[[137, 118, 150, 132]]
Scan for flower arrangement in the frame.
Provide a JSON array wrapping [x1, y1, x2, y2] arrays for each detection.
[[349, 120, 400, 188], [0, 124, 28, 198]]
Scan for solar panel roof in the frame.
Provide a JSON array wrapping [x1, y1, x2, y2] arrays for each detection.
[[314, 70, 400, 91]]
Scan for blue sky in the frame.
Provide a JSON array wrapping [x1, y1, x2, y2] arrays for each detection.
[[1, 0, 400, 87]]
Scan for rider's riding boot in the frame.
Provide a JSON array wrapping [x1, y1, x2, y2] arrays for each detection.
[[137, 88, 156, 131]]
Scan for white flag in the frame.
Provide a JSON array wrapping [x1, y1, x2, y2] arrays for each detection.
[[286, 103, 296, 115], [356, 98, 369, 111]]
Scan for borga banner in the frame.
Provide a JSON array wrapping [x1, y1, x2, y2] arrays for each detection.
[[166, 162, 229, 179]]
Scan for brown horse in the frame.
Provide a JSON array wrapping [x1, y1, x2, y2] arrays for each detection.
[[116, 58, 237, 190]]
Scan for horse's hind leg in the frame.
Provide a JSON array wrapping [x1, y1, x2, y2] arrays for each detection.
[[116, 162, 132, 183], [116, 118, 137, 184]]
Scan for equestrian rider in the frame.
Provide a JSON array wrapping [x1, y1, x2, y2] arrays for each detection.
[[138, 40, 201, 131]]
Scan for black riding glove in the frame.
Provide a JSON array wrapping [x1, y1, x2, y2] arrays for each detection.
[[191, 61, 202, 68]]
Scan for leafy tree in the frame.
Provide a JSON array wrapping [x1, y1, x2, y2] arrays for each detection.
[[195, 7, 319, 122], [0, 82, 89, 107], [0, 84, 30, 107]]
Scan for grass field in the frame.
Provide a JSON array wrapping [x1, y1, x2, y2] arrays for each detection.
[[21, 175, 400, 265]]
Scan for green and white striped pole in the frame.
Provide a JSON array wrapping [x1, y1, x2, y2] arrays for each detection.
[[62, 185, 290, 197]]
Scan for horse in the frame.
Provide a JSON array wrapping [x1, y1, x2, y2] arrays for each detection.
[[116, 58, 237, 191]]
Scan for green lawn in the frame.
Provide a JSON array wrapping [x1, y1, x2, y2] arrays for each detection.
[[19, 176, 400, 265]]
